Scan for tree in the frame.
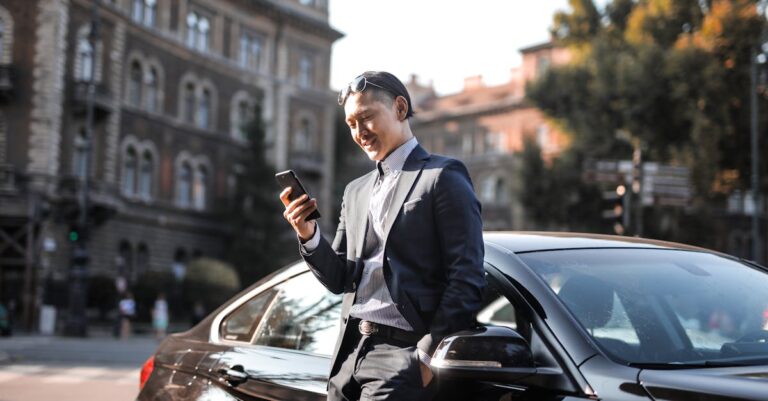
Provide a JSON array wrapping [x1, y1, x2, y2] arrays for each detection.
[[527, 0, 766, 243], [225, 104, 295, 287]]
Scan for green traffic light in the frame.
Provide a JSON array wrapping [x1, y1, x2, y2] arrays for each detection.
[[69, 230, 79, 242]]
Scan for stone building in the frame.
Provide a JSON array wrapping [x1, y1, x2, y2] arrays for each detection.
[[0, 0, 341, 330], [408, 42, 570, 231]]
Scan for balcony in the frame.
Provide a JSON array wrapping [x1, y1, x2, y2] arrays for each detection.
[[71, 80, 113, 119], [0, 64, 14, 101]]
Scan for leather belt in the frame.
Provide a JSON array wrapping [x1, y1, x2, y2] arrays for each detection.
[[356, 319, 421, 344]]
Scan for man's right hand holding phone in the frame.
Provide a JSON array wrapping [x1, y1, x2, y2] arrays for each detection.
[[280, 187, 318, 242]]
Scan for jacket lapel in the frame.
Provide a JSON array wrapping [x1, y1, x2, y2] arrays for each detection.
[[383, 145, 430, 242]]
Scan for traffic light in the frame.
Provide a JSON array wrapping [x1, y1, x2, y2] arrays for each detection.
[[602, 184, 629, 235], [68, 227, 80, 242]]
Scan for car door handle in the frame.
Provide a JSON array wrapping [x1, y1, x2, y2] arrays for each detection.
[[218, 365, 248, 386]]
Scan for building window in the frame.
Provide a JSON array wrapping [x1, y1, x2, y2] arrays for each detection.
[[299, 0, 315, 6], [73, 129, 88, 178], [144, 0, 156, 27], [239, 32, 262, 70], [298, 53, 313, 88], [183, 82, 195, 124], [139, 151, 153, 200], [128, 61, 143, 107], [122, 147, 137, 196], [133, 0, 157, 26], [234, 99, 252, 140], [484, 132, 503, 154], [294, 118, 313, 152], [76, 38, 94, 81], [193, 165, 207, 210], [177, 162, 192, 207], [186, 12, 210, 52], [145, 66, 159, 112], [198, 88, 211, 129]]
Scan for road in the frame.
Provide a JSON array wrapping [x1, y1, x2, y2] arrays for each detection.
[[0, 334, 159, 401]]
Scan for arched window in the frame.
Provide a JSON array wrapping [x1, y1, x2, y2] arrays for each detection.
[[183, 82, 195, 124], [132, 0, 144, 23], [294, 117, 313, 152], [145, 66, 158, 112], [193, 165, 207, 210], [122, 147, 137, 196], [198, 88, 211, 129], [128, 61, 143, 107], [136, 243, 149, 277], [235, 99, 251, 140], [177, 162, 192, 207], [76, 38, 94, 81], [144, 0, 156, 27], [186, 12, 210, 52], [73, 129, 88, 178], [118, 240, 134, 278], [139, 150, 153, 200]]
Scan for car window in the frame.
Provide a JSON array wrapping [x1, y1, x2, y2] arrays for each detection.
[[521, 249, 768, 366], [253, 272, 342, 356], [477, 279, 516, 329], [220, 288, 277, 342]]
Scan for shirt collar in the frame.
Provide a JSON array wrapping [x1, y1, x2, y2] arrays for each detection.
[[378, 137, 418, 176]]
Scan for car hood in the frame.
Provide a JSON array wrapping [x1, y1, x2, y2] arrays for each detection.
[[639, 365, 768, 400]]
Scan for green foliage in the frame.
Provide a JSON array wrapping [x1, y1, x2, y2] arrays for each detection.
[[528, 0, 766, 214], [225, 104, 295, 287], [519, 137, 605, 232], [183, 257, 241, 311]]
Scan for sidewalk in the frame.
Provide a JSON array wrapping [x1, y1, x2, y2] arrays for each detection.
[[0, 332, 161, 368]]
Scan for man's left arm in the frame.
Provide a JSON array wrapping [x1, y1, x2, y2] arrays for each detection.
[[416, 159, 486, 360]]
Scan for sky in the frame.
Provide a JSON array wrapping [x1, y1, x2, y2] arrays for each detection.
[[328, 0, 575, 96]]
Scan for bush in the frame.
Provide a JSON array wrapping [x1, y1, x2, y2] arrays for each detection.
[[183, 257, 241, 312]]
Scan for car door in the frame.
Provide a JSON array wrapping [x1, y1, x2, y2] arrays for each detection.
[[213, 271, 342, 401]]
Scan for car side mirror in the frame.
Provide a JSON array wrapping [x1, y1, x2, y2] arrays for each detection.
[[430, 326, 536, 382]]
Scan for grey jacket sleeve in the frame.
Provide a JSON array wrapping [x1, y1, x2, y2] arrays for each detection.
[[417, 159, 486, 356]]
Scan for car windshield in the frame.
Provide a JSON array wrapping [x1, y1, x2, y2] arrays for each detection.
[[519, 248, 768, 367]]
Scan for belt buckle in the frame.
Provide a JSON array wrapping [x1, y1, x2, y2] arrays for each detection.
[[358, 320, 378, 336]]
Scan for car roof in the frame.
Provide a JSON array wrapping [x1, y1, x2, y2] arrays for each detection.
[[483, 231, 710, 254]]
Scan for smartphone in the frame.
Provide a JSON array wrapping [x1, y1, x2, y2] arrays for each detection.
[[275, 170, 321, 221]]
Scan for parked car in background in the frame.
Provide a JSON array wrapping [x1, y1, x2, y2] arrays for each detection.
[[137, 232, 768, 401]]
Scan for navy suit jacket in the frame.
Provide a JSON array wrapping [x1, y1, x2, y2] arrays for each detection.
[[301, 144, 485, 379]]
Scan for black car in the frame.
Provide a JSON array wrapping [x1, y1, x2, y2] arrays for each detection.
[[137, 232, 768, 400]]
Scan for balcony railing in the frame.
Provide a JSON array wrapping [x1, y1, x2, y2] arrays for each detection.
[[71, 80, 113, 118], [0, 64, 14, 100]]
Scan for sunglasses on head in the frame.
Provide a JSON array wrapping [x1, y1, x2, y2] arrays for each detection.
[[338, 75, 386, 105]]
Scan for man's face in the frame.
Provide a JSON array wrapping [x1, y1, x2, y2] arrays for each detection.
[[344, 90, 404, 161]]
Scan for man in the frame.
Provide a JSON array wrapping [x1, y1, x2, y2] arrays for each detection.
[[280, 71, 485, 400]]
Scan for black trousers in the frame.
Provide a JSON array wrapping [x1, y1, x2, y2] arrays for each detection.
[[327, 331, 436, 401]]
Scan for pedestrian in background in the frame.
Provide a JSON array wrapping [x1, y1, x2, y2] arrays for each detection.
[[152, 293, 169, 339], [119, 292, 136, 339]]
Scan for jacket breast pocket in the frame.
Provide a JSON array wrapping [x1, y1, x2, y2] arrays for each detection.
[[403, 197, 422, 214]]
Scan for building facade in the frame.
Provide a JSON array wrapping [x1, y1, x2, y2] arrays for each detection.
[[0, 0, 341, 330], [409, 42, 570, 230]]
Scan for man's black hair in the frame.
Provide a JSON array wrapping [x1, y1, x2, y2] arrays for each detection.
[[356, 71, 415, 119]]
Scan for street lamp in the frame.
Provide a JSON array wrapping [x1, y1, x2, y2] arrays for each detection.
[[64, 0, 100, 337], [750, 3, 767, 264]]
